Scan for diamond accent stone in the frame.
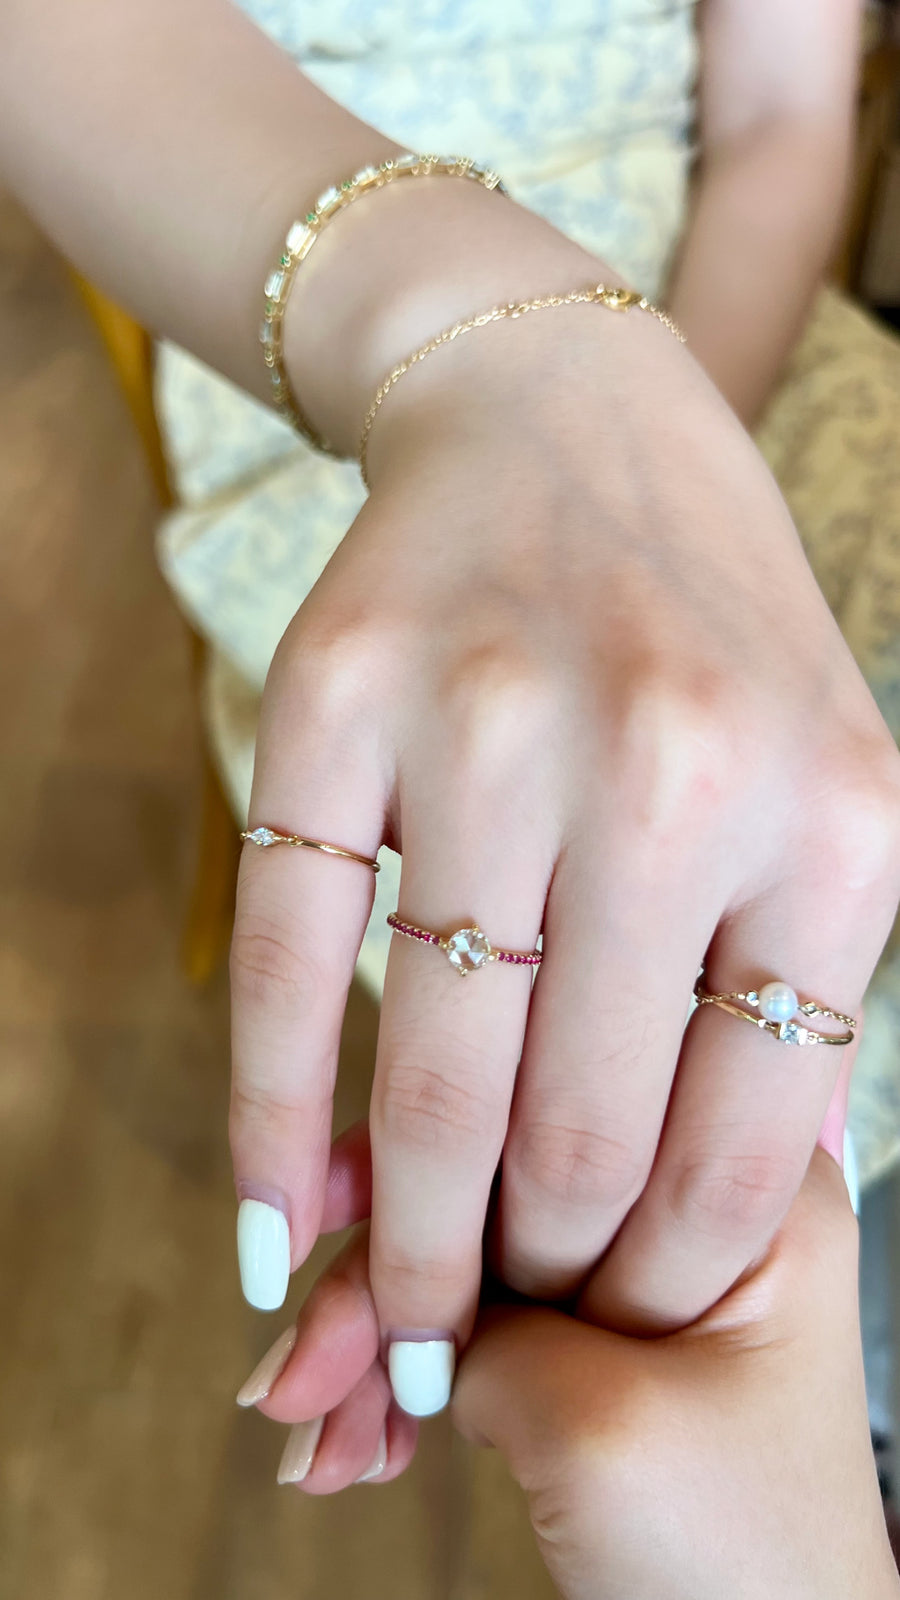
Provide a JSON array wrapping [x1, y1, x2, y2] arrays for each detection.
[[247, 827, 278, 847], [264, 270, 285, 300], [445, 928, 492, 974], [778, 1022, 809, 1046]]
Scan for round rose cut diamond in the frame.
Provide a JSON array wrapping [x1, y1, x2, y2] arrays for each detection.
[[445, 927, 492, 975]]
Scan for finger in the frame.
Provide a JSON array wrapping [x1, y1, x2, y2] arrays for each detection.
[[816, 1043, 854, 1170], [294, 1362, 394, 1494], [369, 733, 554, 1414], [321, 1120, 372, 1233], [230, 630, 386, 1309], [584, 842, 888, 1333], [453, 1305, 608, 1479], [496, 818, 721, 1299], [458, 1141, 860, 1484], [253, 1228, 379, 1424]]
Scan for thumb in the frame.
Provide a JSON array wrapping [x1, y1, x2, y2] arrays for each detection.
[[452, 1304, 620, 1486]]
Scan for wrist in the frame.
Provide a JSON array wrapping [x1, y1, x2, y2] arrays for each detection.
[[280, 171, 613, 458]]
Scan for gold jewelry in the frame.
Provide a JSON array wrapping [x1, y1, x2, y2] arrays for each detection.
[[387, 912, 541, 977], [359, 284, 686, 486], [241, 826, 380, 872], [260, 154, 506, 452], [693, 973, 856, 1047]]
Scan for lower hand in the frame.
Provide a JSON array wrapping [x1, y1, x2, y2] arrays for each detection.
[[240, 1092, 899, 1600]]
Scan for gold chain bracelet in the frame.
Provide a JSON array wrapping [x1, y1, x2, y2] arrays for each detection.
[[260, 154, 506, 453], [358, 285, 686, 486]]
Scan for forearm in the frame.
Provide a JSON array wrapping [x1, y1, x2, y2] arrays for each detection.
[[0, 0, 407, 407], [667, 114, 853, 425], [0, 0, 604, 453]]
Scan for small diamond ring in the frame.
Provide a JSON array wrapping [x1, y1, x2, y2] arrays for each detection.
[[387, 913, 542, 976], [241, 826, 380, 872], [693, 973, 856, 1046]]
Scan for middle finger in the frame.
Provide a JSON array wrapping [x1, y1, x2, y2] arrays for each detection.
[[369, 790, 553, 1416]]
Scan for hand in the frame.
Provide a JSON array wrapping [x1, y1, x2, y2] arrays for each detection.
[[229, 250, 900, 1413], [452, 1139, 899, 1600], [237, 1098, 896, 1599]]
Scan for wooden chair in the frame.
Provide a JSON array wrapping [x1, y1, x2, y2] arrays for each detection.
[[70, 272, 240, 984]]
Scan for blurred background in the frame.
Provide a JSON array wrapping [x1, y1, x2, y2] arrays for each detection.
[[1, 4, 900, 1597]]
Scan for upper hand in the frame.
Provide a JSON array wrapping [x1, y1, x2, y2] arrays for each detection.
[[229, 298, 900, 1405]]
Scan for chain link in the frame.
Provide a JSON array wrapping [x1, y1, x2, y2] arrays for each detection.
[[358, 285, 686, 485]]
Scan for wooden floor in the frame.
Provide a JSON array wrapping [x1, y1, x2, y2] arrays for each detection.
[[0, 194, 551, 1600]]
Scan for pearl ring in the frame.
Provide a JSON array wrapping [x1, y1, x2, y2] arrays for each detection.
[[693, 972, 857, 1047]]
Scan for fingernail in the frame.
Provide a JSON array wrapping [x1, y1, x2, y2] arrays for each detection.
[[388, 1337, 455, 1417], [843, 1127, 860, 1217], [355, 1426, 388, 1483], [236, 1323, 298, 1407], [276, 1416, 325, 1485], [237, 1198, 291, 1310]]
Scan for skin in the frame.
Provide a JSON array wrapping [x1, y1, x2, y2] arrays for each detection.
[[1, 0, 898, 1367], [248, 1073, 900, 1597]]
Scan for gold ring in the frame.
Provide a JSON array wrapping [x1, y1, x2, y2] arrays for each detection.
[[693, 972, 856, 1047], [241, 826, 380, 872], [387, 912, 541, 977]]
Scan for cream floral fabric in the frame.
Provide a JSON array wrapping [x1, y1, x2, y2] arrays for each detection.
[[155, 0, 900, 1187]]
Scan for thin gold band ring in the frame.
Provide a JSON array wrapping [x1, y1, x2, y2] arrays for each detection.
[[240, 826, 380, 872]]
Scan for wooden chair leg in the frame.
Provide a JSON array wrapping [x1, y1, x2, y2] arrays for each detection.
[[68, 269, 243, 982], [182, 748, 241, 985]]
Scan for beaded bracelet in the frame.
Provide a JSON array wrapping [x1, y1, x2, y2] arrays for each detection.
[[260, 154, 507, 453], [358, 284, 686, 486]]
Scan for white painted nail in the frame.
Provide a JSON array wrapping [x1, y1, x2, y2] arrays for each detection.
[[236, 1323, 298, 1406], [388, 1339, 455, 1417], [276, 1416, 325, 1484], [843, 1127, 860, 1217], [355, 1426, 388, 1483], [237, 1198, 291, 1311]]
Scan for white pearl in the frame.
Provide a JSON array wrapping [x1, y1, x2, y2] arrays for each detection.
[[757, 980, 798, 1023]]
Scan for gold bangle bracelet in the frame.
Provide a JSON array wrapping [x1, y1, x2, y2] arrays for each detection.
[[358, 284, 686, 486], [260, 154, 506, 453]]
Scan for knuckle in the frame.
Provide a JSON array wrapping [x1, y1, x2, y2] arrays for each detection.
[[516, 1117, 649, 1212], [671, 1147, 797, 1240], [230, 914, 332, 1019], [271, 609, 394, 727], [808, 771, 900, 897], [376, 1060, 503, 1154], [229, 1078, 310, 1138], [375, 1243, 473, 1296], [613, 673, 735, 846], [440, 641, 557, 778]]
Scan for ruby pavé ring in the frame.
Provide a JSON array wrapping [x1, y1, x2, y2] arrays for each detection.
[[693, 972, 857, 1047], [387, 912, 542, 977]]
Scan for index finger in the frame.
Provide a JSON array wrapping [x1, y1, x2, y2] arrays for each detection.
[[230, 642, 386, 1310]]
